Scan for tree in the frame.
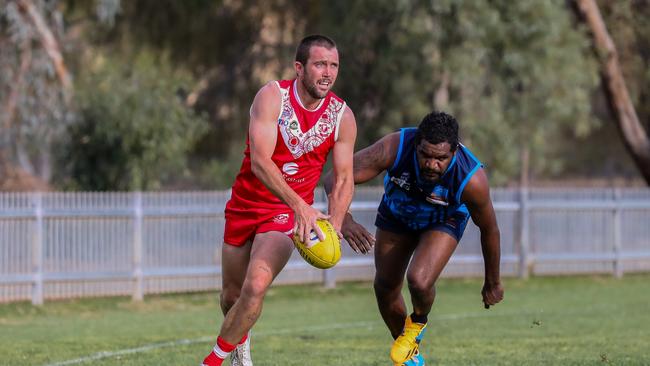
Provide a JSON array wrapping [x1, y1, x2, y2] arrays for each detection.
[[0, 0, 71, 187], [92, 0, 608, 187], [301, 1, 601, 185], [399, 0, 599, 184], [574, 0, 650, 184], [58, 52, 208, 191], [6, 0, 640, 189]]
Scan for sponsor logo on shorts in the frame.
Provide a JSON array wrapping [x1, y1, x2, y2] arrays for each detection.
[[273, 213, 290, 225]]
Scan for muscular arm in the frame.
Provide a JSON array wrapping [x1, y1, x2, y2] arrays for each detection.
[[461, 168, 504, 307], [249, 82, 327, 241], [324, 131, 400, 193], [327, 107, 357, 231], [323, 132, 399, 253]]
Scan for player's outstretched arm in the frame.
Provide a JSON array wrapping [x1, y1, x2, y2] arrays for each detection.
[[462, 169, 504, 308], [327, 107, 357, 233], [324, 132, 400, 253], [249, 82, 328, 243]]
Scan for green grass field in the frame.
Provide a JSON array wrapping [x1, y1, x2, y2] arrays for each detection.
[[1, 274, 649, 366]]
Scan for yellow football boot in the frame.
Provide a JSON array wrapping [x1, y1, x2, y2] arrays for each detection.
[[390, 317, 427, 364], [396, 350, 425, 366]]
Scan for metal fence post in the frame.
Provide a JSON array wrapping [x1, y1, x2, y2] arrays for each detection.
[[613, 188, 623, 278], [132, 192, 144, 301], [31, 192, 44, 305], [518, 187, 530, 279], [317, 187, 337, 288], [323, 268, 336, 288]]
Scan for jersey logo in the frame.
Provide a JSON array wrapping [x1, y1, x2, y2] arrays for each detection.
[[282, 162, 299, 176], [390, 172, 411, 191], [426, 186, 449, 206], [390, 171, 450, 206], [425, 194, 449, 206], [277, 87, 343, 159]]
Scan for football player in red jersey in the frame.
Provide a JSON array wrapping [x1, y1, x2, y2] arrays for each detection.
[[201, 35, 357, 366]]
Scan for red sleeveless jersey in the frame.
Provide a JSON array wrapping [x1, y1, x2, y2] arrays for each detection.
[[228, 79, 347, 210]]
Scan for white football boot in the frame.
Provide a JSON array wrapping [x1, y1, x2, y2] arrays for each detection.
[[230, 333, 252, 366]]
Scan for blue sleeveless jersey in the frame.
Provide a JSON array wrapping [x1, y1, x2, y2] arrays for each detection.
[[377, 128, 483, 233]]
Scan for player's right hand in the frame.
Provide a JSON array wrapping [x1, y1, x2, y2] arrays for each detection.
[[293, 202, 329, 244], [341, 213, 375, 254], [481, 280, 504, 309]]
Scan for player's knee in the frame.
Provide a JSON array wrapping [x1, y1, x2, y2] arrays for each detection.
[[374, 277, 401, 296], [406, 274, 435, 297], [241, 275, 272, 301], [220, 287, 240, 311]]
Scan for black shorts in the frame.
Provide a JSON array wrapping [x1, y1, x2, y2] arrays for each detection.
[[375, 203, 470, 242]]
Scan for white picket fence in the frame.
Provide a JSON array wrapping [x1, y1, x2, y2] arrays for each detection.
[[1, 187, 650, 304]]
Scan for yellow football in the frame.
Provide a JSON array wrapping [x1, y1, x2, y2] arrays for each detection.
[[292, 219, 341, 269]]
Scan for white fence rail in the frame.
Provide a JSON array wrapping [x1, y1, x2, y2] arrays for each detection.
[[1, 188, 650, 304]]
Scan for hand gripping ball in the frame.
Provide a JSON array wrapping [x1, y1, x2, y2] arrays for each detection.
[[292, 219, 341, 269]]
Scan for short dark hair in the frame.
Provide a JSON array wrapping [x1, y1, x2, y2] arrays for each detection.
[[415, 111, 459, 151], [295, 35, 337, 65]]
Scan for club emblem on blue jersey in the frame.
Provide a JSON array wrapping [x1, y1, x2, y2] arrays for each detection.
[[426, 186, 449, 206], [390, 172, 411, 191]]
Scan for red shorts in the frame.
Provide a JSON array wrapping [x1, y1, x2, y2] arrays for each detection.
[[224, 204, 295, 246]]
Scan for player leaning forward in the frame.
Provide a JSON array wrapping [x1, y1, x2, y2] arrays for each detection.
[[201, 35, 357, 366], [325, 112, 504, 365]]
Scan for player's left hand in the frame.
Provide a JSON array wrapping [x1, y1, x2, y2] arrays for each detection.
[[481, 281, 504, 309], [293, 202, 330, 243], [341, 213, 375, 254]]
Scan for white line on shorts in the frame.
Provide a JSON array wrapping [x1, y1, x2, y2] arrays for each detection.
[[44, 310, 539, 366]]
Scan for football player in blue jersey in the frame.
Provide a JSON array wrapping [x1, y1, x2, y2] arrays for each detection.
[[325, 111, 504, 366]]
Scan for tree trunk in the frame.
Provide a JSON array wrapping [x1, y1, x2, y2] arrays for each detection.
[[434, 71, 450, 110], [0, 28, 31, 180], [575, 0, 650, 184], [17, 0, 72, 94], [1, 42, 31, 131]]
